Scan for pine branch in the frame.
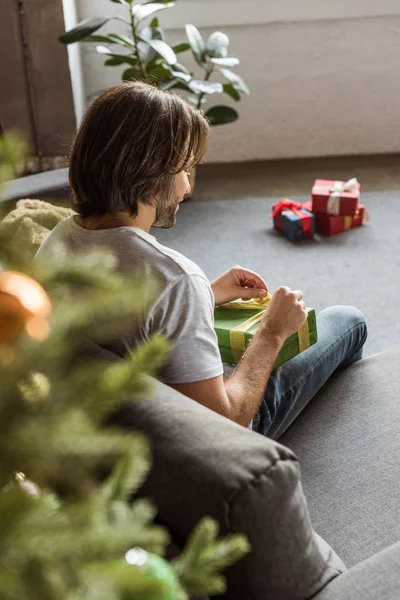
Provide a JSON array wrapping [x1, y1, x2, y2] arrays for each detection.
[[21, 525, 169, 564], [0, 135, 249, 600], [65, 579, 119, 600], [0, 567, 23, 600], [0, 483, 37, 542], [21, 558, 64, 600], [100, 441, 152, 506], [70, 335, 169, 423], [80, 563, 165, 600], [173, 517, 250, 596]]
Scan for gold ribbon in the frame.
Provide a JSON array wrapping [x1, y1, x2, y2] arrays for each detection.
[[343, 216, 352, 231], [222, 294, 311, 363], [297, 318, 310, 352]]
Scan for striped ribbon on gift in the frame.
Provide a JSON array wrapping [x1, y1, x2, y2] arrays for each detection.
[[222, 296, 311, 363]]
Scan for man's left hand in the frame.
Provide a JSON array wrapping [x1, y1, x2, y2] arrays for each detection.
[[211, 266, 269, 306]]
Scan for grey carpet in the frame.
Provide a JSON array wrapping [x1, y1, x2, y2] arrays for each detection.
[[154, 190, 400, 357]]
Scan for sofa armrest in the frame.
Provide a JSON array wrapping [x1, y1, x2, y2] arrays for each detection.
[[105, 368, 345, 600], [314, 542, 400, 600]]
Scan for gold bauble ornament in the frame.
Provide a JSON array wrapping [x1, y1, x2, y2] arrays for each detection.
[[0, 271, 51, 343]]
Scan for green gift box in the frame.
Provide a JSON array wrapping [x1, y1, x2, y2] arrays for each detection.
[[214, 298, 318, 369]]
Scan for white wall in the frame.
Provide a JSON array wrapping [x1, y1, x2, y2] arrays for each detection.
[[69, 0, 400, 162], [62, 0, 85, 124]]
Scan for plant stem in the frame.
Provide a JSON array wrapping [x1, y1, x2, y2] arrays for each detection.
[[197, 62, 214, 110], [129, 6, 146, 80]]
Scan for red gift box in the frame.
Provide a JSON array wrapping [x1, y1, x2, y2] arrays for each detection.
[[304, 203, 365, 237], [312, 178, 360, 216]]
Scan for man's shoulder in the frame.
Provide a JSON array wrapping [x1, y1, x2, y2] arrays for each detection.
[[134, 230, 207, 280]]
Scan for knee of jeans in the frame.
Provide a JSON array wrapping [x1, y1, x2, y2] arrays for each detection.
[[323, 305, 367, 336]]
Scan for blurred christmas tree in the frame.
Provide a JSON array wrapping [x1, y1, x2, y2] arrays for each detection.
[[0, 133, 249, 600]]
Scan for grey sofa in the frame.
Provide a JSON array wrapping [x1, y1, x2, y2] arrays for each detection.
[[96, 345, 400, 599]]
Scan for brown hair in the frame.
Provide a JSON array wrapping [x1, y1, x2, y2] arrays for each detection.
[[69, 81, 210, 218]]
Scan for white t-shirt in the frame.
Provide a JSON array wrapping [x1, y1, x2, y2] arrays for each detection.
[[36, 217, 224, 384]]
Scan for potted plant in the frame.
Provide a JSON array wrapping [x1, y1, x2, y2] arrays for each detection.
[[60, 0, 250, 194]]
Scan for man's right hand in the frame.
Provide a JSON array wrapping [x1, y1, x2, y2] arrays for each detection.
[[261, 286, 307, 342]]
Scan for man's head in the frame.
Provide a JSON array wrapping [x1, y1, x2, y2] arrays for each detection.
[[69, 81, 210, 228]]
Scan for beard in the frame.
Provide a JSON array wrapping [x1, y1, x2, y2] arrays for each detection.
[[152, 194, 181, 229]]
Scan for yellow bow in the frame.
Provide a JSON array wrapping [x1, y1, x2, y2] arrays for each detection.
[[221, 292, 272, 311]]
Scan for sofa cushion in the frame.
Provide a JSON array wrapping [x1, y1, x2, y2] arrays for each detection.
[[76, 339, 346, 600], [314, 542, 400, 600], [280, 348, 400, 567]]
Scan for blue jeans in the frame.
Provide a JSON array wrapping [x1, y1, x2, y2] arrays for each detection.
[[252, 306, 368, 440]]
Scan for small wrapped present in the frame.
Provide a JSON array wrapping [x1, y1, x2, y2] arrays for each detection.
[[314, 204, 365, 237], [272, 199, 315, 242], [312, 178, 360, 216], [214, 296, 318, 368]]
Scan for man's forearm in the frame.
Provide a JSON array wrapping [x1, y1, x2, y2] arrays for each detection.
[[224, 325, 284, 427]]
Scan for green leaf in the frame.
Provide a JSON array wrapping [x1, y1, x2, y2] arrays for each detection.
[[185, 24, 206, 67], [142, 38, 177, 65], [137, 41, 154, 65], [59, 17, 110, 44], [96, 45, 112, 55], [132, 2, 175, 22], [148, 61, 190, 84], [137, 27, 156, 64], [172, 42, 191, 54], [147, 64, 172, 81], [138, 26, 167, 65], [205, 106, 238, 126], [223, 83, 240, 101], [220, 69, 250, 95], [189, 80, 223, 95], [104, 55, 138, 67], [206, 31, 229, 59], [150, 17, 159, 28], [96, 46, 137, 66], [171, 69, 191, 83], [104, 58, 122, 66], [140, 25, 165, 43], [82, 35, 115, 44], [211, 57, 240, 68], [173, 62, 191, 74], [107, 33, 136, 48], [122, 67, 142, 81]]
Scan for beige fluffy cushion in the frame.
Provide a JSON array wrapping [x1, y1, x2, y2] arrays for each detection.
[[0, 199, 75, 255]]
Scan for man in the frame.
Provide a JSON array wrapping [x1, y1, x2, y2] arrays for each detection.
[[37, 81, 367, 439]]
